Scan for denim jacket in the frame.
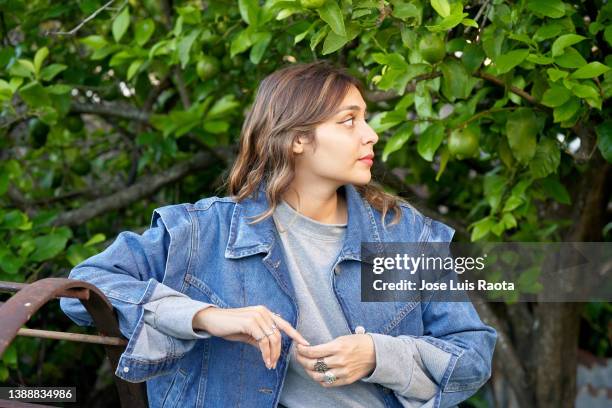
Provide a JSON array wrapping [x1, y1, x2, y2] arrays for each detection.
[[60, 182, 497, 408]]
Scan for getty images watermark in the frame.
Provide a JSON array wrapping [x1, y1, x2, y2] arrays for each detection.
[[360, 242, 611, 302]]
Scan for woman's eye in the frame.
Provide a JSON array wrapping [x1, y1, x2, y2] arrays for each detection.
[[342, 117, 354, 126]]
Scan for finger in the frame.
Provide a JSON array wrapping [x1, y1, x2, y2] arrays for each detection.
[[257, 308, 282, 369], [318, 370, 347, 388], [295, 353, 340, 372], [272, 314, 310, 346], [296, 341, 336, 358], [249, 313, 273, 369]]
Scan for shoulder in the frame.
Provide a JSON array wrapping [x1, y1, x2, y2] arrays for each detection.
[[149, 196, 237, 230], [396, 201, 456, 243]]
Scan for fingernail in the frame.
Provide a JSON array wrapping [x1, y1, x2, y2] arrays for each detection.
[[305, 340, 311, 346], [267, 359, 271, 367], [273, 363, 277, 369]]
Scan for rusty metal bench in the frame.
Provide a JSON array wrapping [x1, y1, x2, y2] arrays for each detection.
[[0, 278, 148, 407]]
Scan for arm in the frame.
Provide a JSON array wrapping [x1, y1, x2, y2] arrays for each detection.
[[362, 218, 497, 407], [59, 205, 205, 381]]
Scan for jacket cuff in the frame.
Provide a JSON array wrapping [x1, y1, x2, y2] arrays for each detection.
[[361, 333, 440, 400], [143, 296, 217, 340]]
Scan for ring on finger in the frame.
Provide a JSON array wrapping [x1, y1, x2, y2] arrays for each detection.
[[314, 358, 328, 373], [323, 371, 337, 384], [255, 334, 265, 342], [264, 329, 275, 337]]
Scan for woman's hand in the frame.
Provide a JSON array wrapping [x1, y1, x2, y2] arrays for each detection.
[[294, 334, 376, 387], [193, 305, 310, 370]]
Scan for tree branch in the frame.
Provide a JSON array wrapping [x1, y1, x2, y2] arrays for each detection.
[[51, 149, 227, 227], [70, 101, 150, 122], [47, 0, 118, 36]]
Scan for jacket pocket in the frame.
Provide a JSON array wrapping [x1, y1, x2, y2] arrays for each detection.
[[184, 274, 230, 308], [161, 368, 188, 408]]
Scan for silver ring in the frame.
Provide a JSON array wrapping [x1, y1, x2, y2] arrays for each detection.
[[264, 329, 275, 337], [314, 358, 328, 373], [271, 323, 277, 330], [255, 335, 265, 342], [323, 371, 337, 384]]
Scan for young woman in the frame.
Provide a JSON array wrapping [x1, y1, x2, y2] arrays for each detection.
[[61, 60, 496, 408]]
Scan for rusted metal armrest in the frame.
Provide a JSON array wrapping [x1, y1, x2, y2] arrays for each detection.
[[0, 278, 147, 408]]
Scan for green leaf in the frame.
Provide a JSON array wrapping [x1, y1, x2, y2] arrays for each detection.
[[439, 59, 470, 100], [534, 23, 563, 41], [2, 344, 17, 366], [547, 68, 568, 82], [529, 138, 560, 178], [10, 59, 36, 77], [551, 34, 586, 57], [250, 32, 272, 64], [206, 95, 240, 119], [230, 28, 253, 57], [527, 0, 566, 18], [541, 84, 571, 107], [33, 46, 49, 75], [430, 0, 450, 17], [135, 18, 155, 46], [554, 47, 587, 69], [470, 217, 495, 241], [426, 2, 466, 32], [506, 108, 538, 163], [203, 120, 230, 134], [322, 30, 348, 55], [527, 54, 554, 65], [417, 123, 445, 161], [80, 35, 107, 50], [127, 59, 144, 80], [19, 81, 51, 108], [112, 6, 130, 43], [484, 173, 507, 212], [39, 64, 67, 81], [494, 49, 529, 74], [84, 233, 106, 247], [178, 29, 200, 68], [66, 244, 97, 267], [30, 233, 69, 262], [595, 120, 612, 163], [0, 248, 24, 274], [569, 62, 610, 79], [382, 123, 413, 161], [553, 97, 580, 123], [239, 0, 259, 26], [539, 177, 571, 204], [318, 1, 346, 37]]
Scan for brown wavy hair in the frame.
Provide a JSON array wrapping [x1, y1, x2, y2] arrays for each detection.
[[223, 60, 403, 227]]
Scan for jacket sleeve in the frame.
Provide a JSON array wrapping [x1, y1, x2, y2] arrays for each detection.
[[59, 204, 206, 382], [373, 215, 497, 407], [404, 218, 497, 408]]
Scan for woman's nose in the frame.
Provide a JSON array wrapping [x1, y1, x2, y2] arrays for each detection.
[[362, 123, 379, 144]]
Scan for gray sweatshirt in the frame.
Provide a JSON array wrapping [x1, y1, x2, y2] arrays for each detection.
[[142, 199, 440, 407]]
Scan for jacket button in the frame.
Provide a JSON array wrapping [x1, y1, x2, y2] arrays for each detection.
[[123, 367, 129, 373], [354, 325, 365, 334], [334, 265, 341, 275]]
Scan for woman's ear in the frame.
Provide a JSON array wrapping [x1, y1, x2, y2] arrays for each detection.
[[292, 136, 305, 154]]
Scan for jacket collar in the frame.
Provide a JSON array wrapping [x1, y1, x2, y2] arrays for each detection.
[[224, 181, 382, 261]]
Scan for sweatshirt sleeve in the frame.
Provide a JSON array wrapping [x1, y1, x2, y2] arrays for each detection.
[[361, 333, 441, 403], [143, 295, 218, 340]]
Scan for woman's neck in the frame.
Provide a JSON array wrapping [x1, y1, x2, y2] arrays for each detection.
[[281, 184, 347, 225]]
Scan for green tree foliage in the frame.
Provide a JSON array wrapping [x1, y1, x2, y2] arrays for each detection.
[[0, 0, 610, 406]]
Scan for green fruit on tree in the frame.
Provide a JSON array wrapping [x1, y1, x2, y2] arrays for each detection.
[[28, 118, 50, 149], [71, 157, 91, 176], [418, 33, 446, 64], [448, 127, 480, 159], [300, 0, 326, 9], [196, 55, 220, 81], [65, 114, 84, 133]]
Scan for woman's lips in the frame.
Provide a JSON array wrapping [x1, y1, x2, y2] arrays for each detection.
[[358, 158, 374, 166]]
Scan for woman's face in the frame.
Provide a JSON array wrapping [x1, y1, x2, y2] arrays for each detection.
[[293, 85, 379, 187]]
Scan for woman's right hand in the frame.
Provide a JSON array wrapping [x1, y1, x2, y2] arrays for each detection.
[[193, 305, 310, 369]]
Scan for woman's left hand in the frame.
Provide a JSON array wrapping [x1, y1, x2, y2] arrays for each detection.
[[295, 334, 376, 387]]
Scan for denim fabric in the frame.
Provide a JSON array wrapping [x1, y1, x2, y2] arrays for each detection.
[[60, 181, 497, 408]]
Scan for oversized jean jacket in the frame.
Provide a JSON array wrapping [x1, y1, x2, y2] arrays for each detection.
[[60, 181, 497, 408]]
